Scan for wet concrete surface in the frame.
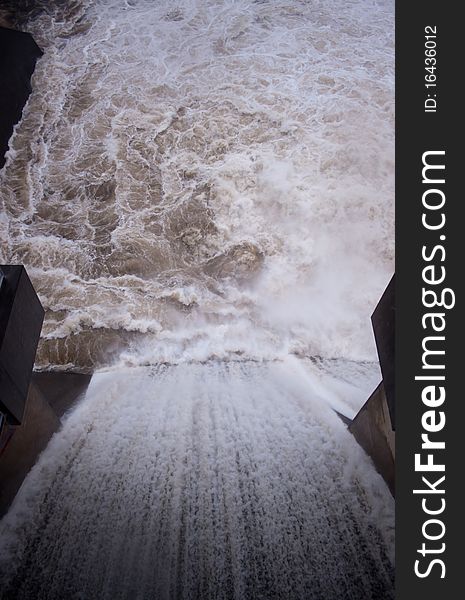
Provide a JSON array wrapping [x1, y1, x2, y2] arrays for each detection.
[[349, 383, 395, 496], [32, 372, 92, 419], [0, 382, 58, 517], [0, 373, 91, 517]]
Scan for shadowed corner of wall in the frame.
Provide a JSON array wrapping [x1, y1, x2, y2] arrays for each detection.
[[0, 25, 43, 169], [0, 266, 92, 518], [347, 274, 395, 496]]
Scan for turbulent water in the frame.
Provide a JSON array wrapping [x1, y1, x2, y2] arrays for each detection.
[[0, 361, 394, 599], [0, 0, 394, 374], [0, 1, 394, 598]]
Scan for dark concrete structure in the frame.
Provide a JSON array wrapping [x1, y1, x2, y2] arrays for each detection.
[[0, 266, 44, 424], [349, 275, 395, 495], [0, 373, 92, 516], [349, 383, 395, 495], [0, 26, 43, 168], [0, 380, 60, 517], [371, 274, 395, 428], [32, 371, 92, 419], [0, 265, 92, 515]]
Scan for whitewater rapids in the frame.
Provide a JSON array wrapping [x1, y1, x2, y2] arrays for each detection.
[[0, 361, 394, 599], [0, 0, 395, 597], [0, 0, 394, 372]]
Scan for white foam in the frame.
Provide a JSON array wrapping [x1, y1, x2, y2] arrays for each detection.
[[0, 361, 394, 598], [0, 0, 394, 383]]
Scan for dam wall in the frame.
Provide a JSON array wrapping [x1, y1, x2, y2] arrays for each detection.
[[0, 26, 42, 168], [349, 383, 395, 495], [0, 266, 91, 516], [349, 275, 395, 495]]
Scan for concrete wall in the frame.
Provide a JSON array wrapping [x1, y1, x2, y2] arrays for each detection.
[[0, 263, 92, 516], [371, 274, 395, 428], [0, 381, 59, 517], [349, 383, 395, 495], [0, 266, 45, 424], [0, 373, 91, 517], [0, 26, 42, 168]]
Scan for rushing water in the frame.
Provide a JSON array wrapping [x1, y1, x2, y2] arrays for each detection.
[[0, 0, 394, 373], [0, 361, 394, 599], [0, 1, 394, 598]]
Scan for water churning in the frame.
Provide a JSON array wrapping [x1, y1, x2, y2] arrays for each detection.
[[0, 1, 395, 598], [0, 0, 394, 371], [0, 362, 394, 599]]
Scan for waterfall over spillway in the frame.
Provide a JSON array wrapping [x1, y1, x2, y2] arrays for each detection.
[[0, 361, 394, 599], [0, 0, 395, 596]]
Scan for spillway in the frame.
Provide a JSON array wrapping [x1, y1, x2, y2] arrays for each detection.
[[0, 361, 394, 599], [0, 0, 395, 597]]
